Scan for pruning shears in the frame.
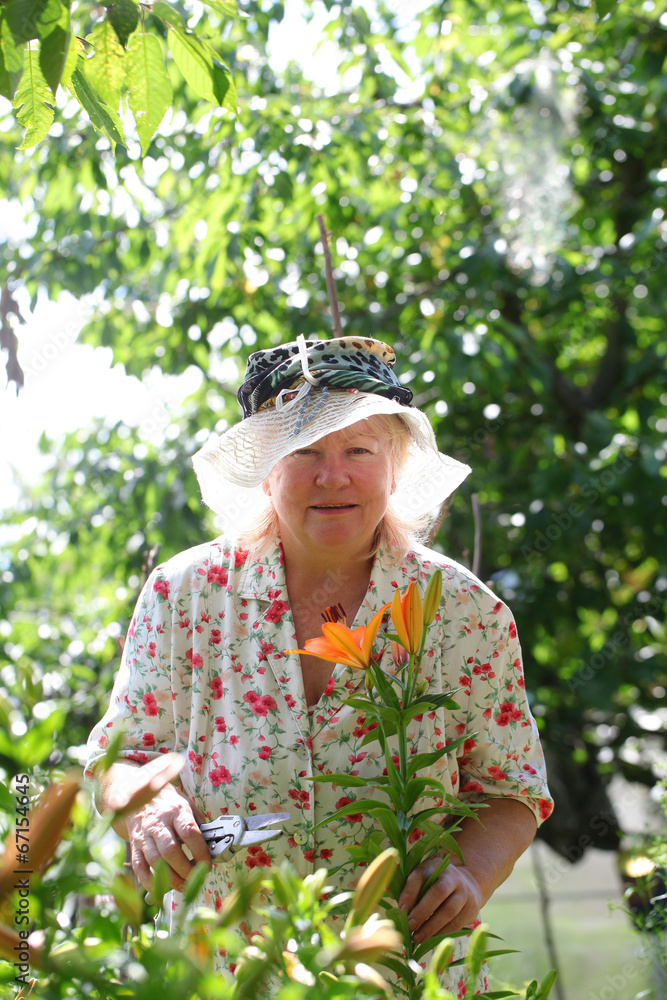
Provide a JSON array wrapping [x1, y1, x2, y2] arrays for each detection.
[[199, 811, 289, 863]]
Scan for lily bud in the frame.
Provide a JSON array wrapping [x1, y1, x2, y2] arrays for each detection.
[[390, 582, 423, 655], [423, 569, 443, 626], [430, 937, 456, 975], [365, 671, 374, 694], [415, 679, 429, 698], [349, 847, 399, 925], [338, 916, 402, 962], [391, 641, 409, 670]]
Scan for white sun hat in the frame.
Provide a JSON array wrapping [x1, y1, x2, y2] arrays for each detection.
[[192, 335, 471, 535]]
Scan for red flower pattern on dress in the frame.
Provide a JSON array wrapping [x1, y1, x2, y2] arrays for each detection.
[[153, 579, 170, 599], [208, 565, 228, 588], [265, 599, 290, 624], [242, 691, 277, 716], [335, 796, 363, 823], [85, 537, 552, 995], [185, 648, 204, 669], [495, 701, 523, 726], [244, 845, 271, 868], [142, 692, 158, 716], [209, 766, 232, 787]]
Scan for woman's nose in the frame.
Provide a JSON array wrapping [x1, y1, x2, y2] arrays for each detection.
[[314, 453, 351, 488]]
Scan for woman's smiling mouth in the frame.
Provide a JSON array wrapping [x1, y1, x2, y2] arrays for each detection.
[[311, 503, 358, 510]]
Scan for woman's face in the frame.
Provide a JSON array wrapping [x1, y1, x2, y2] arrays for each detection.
[[263, 420, 395, 561]]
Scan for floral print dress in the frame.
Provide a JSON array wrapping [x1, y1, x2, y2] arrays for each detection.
[[86, 535, 553, 994]]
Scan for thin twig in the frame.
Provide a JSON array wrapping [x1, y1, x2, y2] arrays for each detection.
[[531, 841, 567, 1000], [316, 214, 343, 338], [471, 493, 482, 578]]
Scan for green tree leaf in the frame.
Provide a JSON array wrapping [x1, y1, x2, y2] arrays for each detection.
[[85, 18, 126, 111], [168, 27, 219, 103], [168, 27, 236, 112], [71, 66, 126, 151], [38, 5, 71, 94], [199, 0, 237, 15], [126, 30, 172, 154], [107, 0, 139, 49], [5, 0, 53, 43], [151, 1, 185, 30], [12, 43, 54, 148], [595, 0, 619, 17], [0, 42, 10, 98], [1, 14, 25, 97]]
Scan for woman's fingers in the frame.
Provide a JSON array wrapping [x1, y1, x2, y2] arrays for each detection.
[[172, 808, 212, 868], [397, 867, 426, 913], [126, 788, 211, 892], [399, 863, 482, 943]]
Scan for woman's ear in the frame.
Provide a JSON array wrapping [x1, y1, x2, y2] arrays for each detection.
[[262, 478, 271, 497]]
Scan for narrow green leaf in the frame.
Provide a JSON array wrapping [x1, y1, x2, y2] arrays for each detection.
[[85, 19, 126, 111], [465, 924, 489, 980], [1, 15, 25, 97], [39, 6, 70, 94], [535, 970, 559, 999], [182, 860, 210, 906], [126, 30, 172, 154], [342, 696, 375, 711], [149, 857, 170, 909], [406, 746, 448, 778], [311, 798, 401, 832], [406, 807, 453, 835], [13, 43, 54, 149], [71, 66, 125, 151], [107, 0, 139, 48], [405, 776, 447, 811], [311, 773, 369, 787], [418, 856, 449, 898]]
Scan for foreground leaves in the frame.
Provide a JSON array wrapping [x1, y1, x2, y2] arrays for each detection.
[[0, 0, 237, 149]]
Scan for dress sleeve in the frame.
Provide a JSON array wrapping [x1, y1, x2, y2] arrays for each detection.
[[450, 598, 553, 827], [84, 565, 177, 779]]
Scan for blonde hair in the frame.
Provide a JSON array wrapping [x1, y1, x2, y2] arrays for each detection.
[[240, 414, 430, 560]]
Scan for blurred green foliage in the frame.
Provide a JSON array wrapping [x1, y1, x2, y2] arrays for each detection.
[[1, 0, 666, 862]]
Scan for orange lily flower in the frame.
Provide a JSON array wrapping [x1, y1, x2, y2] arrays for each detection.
[[285, 603, 390, 670], [391, 581, 423, 654]]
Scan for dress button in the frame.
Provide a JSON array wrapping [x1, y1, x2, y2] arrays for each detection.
[[294, 832, 308, 845], [296, 745, 310, 761]]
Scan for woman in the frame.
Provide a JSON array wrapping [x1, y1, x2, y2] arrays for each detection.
[[88, 335, 552, 989]]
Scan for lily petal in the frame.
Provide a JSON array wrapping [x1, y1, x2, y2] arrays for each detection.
[[284, 636, 350, 666], [360, 602, 391, 664], [322, 622, 367, 668], [391, 588, 410, 650], [403, 582, 423, 654]]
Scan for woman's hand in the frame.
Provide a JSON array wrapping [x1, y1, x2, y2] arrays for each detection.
[[397, 857, 484, 944], [125, 782, 212, 892], [397, 800, 538, 944]]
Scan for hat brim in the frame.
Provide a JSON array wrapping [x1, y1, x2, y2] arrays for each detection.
[[192, 391, 471, 533]]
